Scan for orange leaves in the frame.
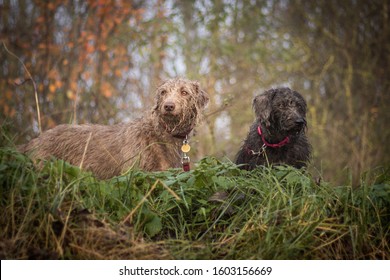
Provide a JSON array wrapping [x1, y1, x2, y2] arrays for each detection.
[[47, 68, 63, 98], [3, 104, 16, 118], [47, 2, 56, 11], [1, 0, 146, 126], [49, 84, 56, 93], [35, 16, 45, 24], [103, 90, 112, 98], [1, 90, 16, 117], [4, 90, 12, 100], [55, 80, 62, 88], [67, 81, 80, 101], [82, 32, 96, 42], [44, 117, 57, 129], [85, 42, 95, 54], [48, 79, 62, 94], [99, 44, 108, 52], [133, 8, 146, 22], [1, 89, 13, 105], [101, 82, 113, 98], [113, 17, 122, 25], [66, 90, 77, 101], [114, 69, 122, 78]]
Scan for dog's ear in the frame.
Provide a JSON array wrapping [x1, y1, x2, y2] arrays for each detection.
[[153, 79, 169, 112], [153, 93, 160, 112], [293, 89, 307, 113], [253, 90, 275, 127], [192, 81, 210, 109], [198, 89, 210, 109]]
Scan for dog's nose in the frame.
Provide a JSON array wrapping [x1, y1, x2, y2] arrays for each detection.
[[295, 118, 306, 125], [164, 102, 176, 112]]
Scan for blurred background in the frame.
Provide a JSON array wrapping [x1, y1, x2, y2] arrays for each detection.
[[1, 0, 389, 185]]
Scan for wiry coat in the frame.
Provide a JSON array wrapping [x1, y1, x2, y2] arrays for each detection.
[[235, 87, 311, 170], [20, 78, 209, 179]]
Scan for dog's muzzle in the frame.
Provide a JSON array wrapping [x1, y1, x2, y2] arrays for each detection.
[[284, 117, 306, 135], [293, 118, 306, 134]]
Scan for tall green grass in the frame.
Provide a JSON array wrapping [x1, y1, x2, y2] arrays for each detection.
[[0, 147, 389, 259]]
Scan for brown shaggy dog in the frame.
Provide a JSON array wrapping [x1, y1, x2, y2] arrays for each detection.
[[235, 87, 311, 170], [20, 78, 209, 179]]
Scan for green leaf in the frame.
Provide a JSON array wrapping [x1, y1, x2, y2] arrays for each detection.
[[144, 215, 162, 237]]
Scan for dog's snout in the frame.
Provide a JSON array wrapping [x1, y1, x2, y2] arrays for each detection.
[[295, 118, 306, 125], [164, 102, 176, 112]]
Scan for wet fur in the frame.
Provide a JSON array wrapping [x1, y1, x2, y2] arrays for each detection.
[[20, 78, 209, 179], [235, 87, 311, 170]]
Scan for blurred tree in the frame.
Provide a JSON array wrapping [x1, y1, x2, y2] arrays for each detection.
[[0, 0, 171, 138], [277, 0, 390, 184]]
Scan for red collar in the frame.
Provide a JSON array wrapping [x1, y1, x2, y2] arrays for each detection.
[[257, 125, 290, 148]]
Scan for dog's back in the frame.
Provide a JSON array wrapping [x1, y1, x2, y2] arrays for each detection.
[[20, 123, 126, 178]]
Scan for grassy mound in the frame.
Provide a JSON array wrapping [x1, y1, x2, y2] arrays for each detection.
[[0, 147, 389, 259]]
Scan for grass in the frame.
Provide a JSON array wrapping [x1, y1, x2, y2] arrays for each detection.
[[0, 146, 389, 259]]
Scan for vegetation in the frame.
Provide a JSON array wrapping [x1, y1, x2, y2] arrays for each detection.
[[1, 145, 388, 259]]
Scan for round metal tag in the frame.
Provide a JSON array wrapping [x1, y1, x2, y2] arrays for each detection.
[[181, 144, 191, 153]]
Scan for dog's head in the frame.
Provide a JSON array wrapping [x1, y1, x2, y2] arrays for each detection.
[[153, 78, 209, 136], [253, 87, 307, 135]]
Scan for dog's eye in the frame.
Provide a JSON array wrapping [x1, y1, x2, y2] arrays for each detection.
[[181, 90, 189, 96], [161, 90, 167, 96]]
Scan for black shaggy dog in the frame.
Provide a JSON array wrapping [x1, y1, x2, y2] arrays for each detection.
[[235, 87, 311, 170]]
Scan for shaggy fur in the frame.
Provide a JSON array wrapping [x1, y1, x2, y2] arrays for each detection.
[[20, 78, 209, 179], [235, 87, 311, 170]]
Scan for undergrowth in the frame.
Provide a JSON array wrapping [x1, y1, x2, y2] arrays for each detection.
[[0, 147, 389, 259]]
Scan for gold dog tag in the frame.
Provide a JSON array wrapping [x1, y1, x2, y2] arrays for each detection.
[[181, 143, 191, 153]]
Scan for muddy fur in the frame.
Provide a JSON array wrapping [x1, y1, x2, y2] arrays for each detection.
[[20, 78, 209, 179], [235, 87, 311, 170]]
